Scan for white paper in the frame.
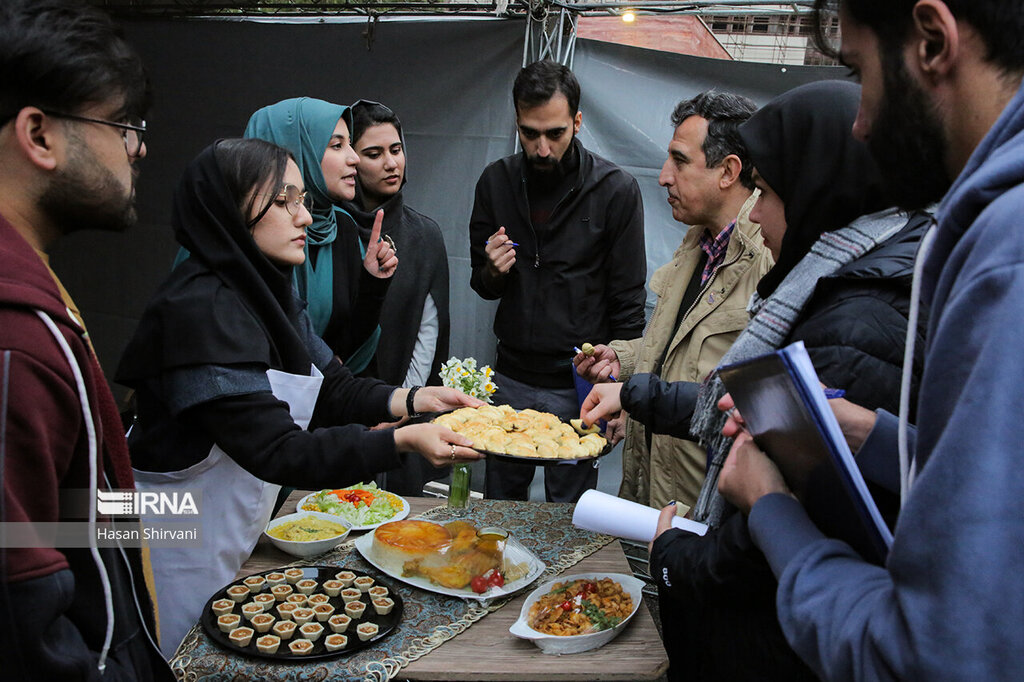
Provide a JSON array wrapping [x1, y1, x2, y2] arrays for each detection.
[[572, 489, 707, 542]]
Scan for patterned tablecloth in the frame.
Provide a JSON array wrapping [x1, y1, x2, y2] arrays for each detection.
[[170, 499, 613, 681]]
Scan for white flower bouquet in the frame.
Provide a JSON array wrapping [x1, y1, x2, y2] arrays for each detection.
[[439, 357, 497, 403], [438, 357, 497, 508]]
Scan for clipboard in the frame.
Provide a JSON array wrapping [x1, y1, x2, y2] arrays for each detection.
[[717, 341, 893, 563]]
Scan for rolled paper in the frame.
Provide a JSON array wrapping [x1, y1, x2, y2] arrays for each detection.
[[572, 489, 708, 541]]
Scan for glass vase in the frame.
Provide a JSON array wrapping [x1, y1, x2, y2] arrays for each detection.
[[448, 463, 472, 508]]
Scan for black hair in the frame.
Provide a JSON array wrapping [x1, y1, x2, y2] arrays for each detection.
[[0, 0, 150, 126], [351, 101, 404, 148], [671, 91, 758, 190], [513, 60, 581, 116], [214, 138, 293, 229], [812, 0, 1024, 74]]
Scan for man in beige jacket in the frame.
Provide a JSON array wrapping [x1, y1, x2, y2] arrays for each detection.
[[576, 91, 772, 509]]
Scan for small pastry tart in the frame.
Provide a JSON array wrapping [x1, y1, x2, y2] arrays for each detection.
[[340, 588, 362, 603], [284, 568, 305, 584], [334, 570, 356, 586], [271, 584, 293, 601], [272, 620, 297, 640], [286, 594, 307, 606], [295, 579, 318, 595], [356, 622, 379, 641], [241, 603, 263, 621], [353, 576, 375, 592], [228, 626, 254, 647], [265, 572, 286, 586], [328, 614, 351, 633], [324, 633, 348, 651], [251, 613, 275, 633], [242, 575, 266, 593], [322, 579, 344, 597], [313, 603, 336, 622], [307, 593, 330, 606], [276, 602, 298, 620], [292, 607, 315, 625], [217, 614, 241, 633], [226, 585, 250, 602], [368, 586, 389, 600], [211, 599, 234, 616], [288, 639, 314, 656], [255, 634, 281, 654], [299, 622, 324, 642], [372, 597, 395, 616], [253, 593, 276, 612], [344, 601, 366, 619]]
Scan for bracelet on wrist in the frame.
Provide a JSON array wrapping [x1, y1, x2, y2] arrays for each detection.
[[406, 386, 423, 417]]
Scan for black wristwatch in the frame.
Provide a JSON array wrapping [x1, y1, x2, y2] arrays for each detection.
[[406, 386, 423, 417]]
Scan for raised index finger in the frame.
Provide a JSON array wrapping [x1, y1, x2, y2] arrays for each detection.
[[369, 208, 384, 245]]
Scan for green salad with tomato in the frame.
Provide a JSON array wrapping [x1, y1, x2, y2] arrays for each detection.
[[300, 483, 403, 527]]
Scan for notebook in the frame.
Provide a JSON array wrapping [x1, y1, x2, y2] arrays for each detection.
[[717, 341, 893, 563]]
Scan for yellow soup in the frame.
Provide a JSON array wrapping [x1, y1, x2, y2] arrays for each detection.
[[269, 516, 348, 542]]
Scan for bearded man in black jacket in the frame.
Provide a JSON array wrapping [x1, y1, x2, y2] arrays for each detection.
[[468, 60, 646, 502]]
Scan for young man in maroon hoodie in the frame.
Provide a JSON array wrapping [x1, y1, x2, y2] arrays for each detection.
[[0, 1, 172, 679]]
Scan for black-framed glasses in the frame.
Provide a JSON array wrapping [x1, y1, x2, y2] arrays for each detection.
[[260, 184, 311, 216], [40, 109, 146, 157]]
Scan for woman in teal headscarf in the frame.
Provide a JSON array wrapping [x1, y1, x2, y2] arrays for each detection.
[[245, 97, 396, 373]]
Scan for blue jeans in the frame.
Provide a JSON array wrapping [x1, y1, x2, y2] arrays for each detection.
[[484, 372, 599, 502]]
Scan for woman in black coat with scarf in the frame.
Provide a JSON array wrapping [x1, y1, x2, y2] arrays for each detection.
[[581, 80, 929, 681], [343, 100, 453, 496]]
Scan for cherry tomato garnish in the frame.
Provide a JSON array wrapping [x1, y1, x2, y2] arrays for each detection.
[[487, 571, 505, 588], [559, 600, 573, 612], [470, 575, 489, 594], [330, 488, 375, 506]]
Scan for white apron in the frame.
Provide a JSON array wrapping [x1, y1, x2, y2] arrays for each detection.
[[135, 365, 323, 659]]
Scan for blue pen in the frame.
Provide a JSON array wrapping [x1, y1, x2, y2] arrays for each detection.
[[823, 388, 846, 399], [485, 240, 519, 246]]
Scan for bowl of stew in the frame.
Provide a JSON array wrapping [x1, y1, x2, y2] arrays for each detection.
[[508, 573, 644, 654]]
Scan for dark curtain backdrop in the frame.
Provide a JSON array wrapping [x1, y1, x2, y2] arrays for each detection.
[[47, 16, 842, 396]]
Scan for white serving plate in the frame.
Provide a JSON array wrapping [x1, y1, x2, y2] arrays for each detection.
[[263, 511, 352, 559], [353, 531, 545, 602], [508, 572, 644, 654], [296, 489, 410, 532]]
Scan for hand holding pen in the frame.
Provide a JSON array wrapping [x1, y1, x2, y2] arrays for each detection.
[[484, 226, 517, 276], [572, 344, 621, 383]]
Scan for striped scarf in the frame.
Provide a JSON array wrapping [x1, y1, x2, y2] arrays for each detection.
[[688, 208, 907, 526]]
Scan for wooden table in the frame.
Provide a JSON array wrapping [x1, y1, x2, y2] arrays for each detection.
[[239, 494, 668, 681]]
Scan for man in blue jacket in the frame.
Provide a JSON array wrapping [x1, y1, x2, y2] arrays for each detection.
[[711, 0, 1024, 679]]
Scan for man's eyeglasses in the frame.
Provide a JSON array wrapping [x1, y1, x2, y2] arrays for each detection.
[[261, 185, 311, 216], [40, 109, 146, 158]]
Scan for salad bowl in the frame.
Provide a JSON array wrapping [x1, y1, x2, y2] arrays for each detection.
[[297, 483, 410, 531]]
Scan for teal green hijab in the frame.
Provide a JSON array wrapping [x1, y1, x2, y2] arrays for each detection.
[[244, 97, 379, 373]]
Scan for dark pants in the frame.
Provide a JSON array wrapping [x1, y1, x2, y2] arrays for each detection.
[[484, 372, 599, 503]]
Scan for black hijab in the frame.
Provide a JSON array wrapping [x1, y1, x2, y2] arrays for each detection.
[[117, 140, 312, 385], [740, 80, 888, 298]]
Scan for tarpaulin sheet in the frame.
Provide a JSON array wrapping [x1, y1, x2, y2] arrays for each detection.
[[47, 16, 842, 386]]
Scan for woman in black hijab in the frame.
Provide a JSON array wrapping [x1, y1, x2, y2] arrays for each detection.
[[117, 138, 481, 656], [344, 100, 453, 496], [580, 80, 929, 680]]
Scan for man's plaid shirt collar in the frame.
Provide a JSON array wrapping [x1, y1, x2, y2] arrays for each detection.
[[698, 220, 736, 285]]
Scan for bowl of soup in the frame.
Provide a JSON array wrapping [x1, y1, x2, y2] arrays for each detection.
[[264, 512, 351, 558]]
